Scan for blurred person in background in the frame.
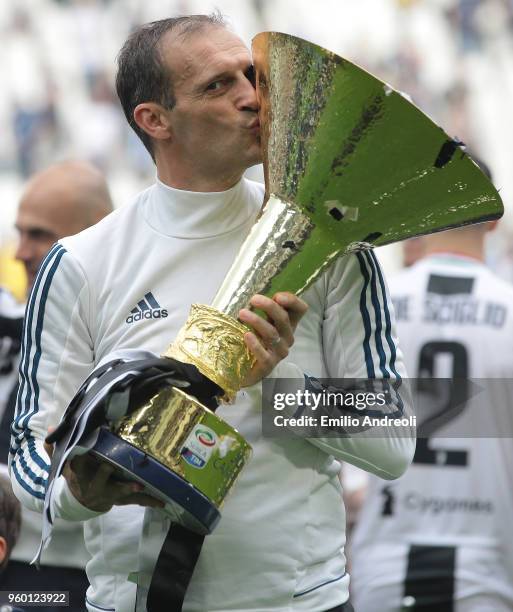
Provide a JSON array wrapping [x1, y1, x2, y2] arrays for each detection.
[[14, 160, 113, 289], [4, 8, 60, 178], [350, 160, 513, 611], [0, 161, 113, 611], [73, 71, 125, 174], [0, 470, 21, 572], [0, 475, 24, 612], [402, 236, 426, 268]]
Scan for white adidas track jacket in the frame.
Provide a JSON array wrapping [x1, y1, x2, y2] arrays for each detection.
[[10, 177, 414, 611]]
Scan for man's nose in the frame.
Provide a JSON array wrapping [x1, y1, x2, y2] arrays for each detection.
[[236, 74, 259, 112], [15, 237, 33, 265]]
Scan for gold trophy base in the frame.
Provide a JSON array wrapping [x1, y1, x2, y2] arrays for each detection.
[[91, 385, 252, 533], [113, 385, 251, 506]]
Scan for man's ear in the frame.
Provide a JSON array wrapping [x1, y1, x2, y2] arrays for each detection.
[[133, 102, 173, 142]]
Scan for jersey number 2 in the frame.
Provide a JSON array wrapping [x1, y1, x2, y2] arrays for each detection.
[[413, 341, 469, 467]]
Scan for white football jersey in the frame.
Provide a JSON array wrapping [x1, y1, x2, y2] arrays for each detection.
[[351, 253, 513, 611]]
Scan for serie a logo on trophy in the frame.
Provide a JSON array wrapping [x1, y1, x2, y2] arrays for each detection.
[[43, 32, 503, 541]]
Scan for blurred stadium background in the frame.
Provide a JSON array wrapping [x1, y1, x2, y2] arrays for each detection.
[[1, 0, 513, 299]]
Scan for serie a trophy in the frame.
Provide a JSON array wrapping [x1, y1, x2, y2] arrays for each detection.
[[46, 33, 503, 539]]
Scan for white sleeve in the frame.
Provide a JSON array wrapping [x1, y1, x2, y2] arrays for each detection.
[[9, 243, 99, 520], [277, 251, 415, 479]]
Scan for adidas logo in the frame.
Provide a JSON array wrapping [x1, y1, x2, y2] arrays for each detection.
[[126, 292, 168, 324]]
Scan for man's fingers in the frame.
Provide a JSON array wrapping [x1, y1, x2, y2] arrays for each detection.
[[69, 454, 110, 481], [80, 459, 144, 499], [273, 292, 308, 330], [91, 461, 118, 489], [116, 493, 165, 508], [239, 307, 288, 349], [238, 292, 308, 388], [105, 481, 145, 501], [243, 295, 294, 346], [65, 455, 159, 511], [244, 332, 274, 367]]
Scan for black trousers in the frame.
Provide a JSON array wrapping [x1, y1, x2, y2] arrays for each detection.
[[0, 560, 88, 612]]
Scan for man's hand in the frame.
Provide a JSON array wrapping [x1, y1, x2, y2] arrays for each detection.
[[45, 426, 164, 513], [238, 292, 308, 387], [62, 455, 164, 513]]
